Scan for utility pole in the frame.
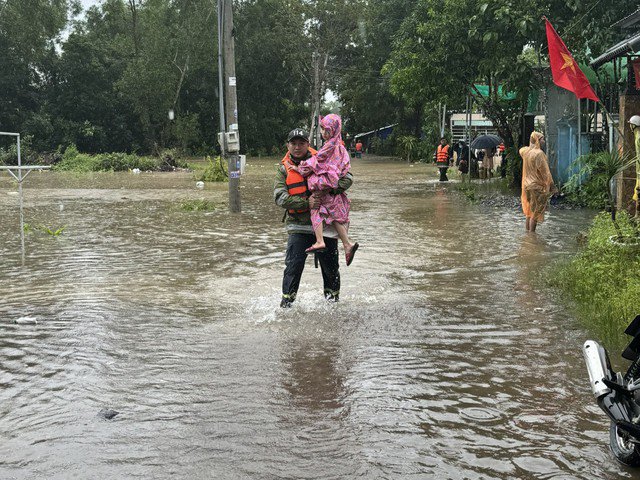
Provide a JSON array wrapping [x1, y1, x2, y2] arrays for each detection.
[[217, 0, 241, 212], [309, 51, 328, 149], [309, 52, 320, 149]]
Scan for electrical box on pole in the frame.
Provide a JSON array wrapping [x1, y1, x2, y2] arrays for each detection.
[[217, 0, 241, 212]]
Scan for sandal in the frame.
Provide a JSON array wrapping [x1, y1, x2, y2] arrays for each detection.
[[305, 245, 326, 254], [345, 242, 359, 266]]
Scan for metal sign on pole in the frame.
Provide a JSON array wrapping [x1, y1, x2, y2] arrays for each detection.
[[216, 0, 241, 213], [0, 132, 51, 264]]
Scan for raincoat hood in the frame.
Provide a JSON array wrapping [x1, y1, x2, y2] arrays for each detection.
[[313, 114, 349, 170], [529, 131, 544, 150], [320, 114, 342, 140]]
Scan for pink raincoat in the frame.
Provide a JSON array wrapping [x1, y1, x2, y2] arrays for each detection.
[[297, 114, 351, 231]]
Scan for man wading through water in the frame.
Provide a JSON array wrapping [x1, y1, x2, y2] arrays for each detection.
[[274, 128, 354, 308]]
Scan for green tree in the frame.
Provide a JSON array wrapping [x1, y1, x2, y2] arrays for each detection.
[[383, 0, 635, 165], [334, 0, 413, 137], [0, 0, 73, 142]]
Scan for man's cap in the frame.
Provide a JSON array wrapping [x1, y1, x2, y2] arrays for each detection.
[[287, 128, 309, 142]]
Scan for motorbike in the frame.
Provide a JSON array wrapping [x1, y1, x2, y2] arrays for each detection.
[[584, 314, 640, 466]]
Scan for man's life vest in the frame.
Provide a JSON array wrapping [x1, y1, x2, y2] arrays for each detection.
[[281, 149, 317, 214], [436, 144, 450, 164]]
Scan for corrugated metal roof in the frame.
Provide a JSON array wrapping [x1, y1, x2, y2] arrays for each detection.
[[612, 8, 640, 30], [590, 32, 640, 69], [353, 124, 397, 139]]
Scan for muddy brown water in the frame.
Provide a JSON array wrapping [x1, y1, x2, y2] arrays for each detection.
[[0, 156, 636, 479]]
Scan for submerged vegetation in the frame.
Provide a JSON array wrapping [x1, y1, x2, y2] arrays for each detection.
[[24, 224, 66, 236], [549, 212, 640, 348], [179, 199, 217, 212]]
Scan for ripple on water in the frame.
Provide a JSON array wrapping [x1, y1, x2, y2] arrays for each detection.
[[0, 160, 616, 479]]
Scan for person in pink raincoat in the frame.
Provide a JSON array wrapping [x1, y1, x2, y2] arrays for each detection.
[[290, 114, 359, 266]]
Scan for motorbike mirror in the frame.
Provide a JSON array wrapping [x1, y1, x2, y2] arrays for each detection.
[[622, 334, 640, 361], [624, 315, 640, 337]]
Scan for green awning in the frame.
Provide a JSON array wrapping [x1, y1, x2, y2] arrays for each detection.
[[473, 84, 516, 100], [474, 84, 538, 113]]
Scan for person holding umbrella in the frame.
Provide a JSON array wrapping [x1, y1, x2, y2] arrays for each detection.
[[470, 134, 502, 180], [434, 137, 453, 181], [519, 131, 556, 232]]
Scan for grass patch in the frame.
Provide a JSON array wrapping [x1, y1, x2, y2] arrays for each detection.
[[180, 199, 217, 212], [454, 177, 514, 203], [548, 211, 640, 349]]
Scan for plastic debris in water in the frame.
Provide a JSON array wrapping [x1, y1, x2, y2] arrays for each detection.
[[132, 168, 141, 175], [14, 317, 38, 325], [196, 181, 205, 189]]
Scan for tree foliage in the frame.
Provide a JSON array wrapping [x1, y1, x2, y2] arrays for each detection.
[[0, 0, 636, 158]]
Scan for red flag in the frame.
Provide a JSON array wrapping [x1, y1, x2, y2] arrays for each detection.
[[545, 19, 600, 102]]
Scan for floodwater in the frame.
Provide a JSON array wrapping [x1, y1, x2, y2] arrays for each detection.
[[0, 157, 636, 479]]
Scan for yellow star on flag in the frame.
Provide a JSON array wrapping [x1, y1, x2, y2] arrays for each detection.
[[560, 52, 576, 73]]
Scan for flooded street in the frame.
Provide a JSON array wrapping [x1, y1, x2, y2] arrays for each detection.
[[0, 156, 637, 479]]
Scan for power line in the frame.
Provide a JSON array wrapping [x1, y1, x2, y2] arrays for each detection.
[[561, 0, 605, 36]]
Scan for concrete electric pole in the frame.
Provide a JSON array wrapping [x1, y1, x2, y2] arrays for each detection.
[[217, 0, 241, 213]]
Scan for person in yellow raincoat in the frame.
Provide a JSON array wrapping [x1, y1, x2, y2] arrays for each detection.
[[519, 131, 556, 232]]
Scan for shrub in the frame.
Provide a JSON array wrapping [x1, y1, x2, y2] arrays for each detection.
[[98, 152, 148, 171], [158, 148, 181, 171], [549, 211, 640, 348], [53, 144, 100, 172], [0, 134, 37, 165], [371, 134, 396, 156], [53, 145, 160, 172], [196, 156, 228, 182], [397, 135, 419, 162], [562, 150, 633, 209]]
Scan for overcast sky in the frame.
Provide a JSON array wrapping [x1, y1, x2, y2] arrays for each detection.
[[80, 0, 100, 11]]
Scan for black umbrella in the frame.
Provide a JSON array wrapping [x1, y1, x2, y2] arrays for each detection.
[[470, 134, 503, 150]]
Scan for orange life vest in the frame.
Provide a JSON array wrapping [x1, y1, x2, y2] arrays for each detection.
[[436, 144, 450, 164], [281, 148, 317, 214]]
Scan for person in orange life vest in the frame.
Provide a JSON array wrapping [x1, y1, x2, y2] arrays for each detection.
[[435, 137, 452, 181], [355, 140, 363, 158], [288, 114, 358, 264], [274, 128, 354, 308]]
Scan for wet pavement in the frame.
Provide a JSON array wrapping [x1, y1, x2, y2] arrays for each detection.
[[0, 156, 637, 479]]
